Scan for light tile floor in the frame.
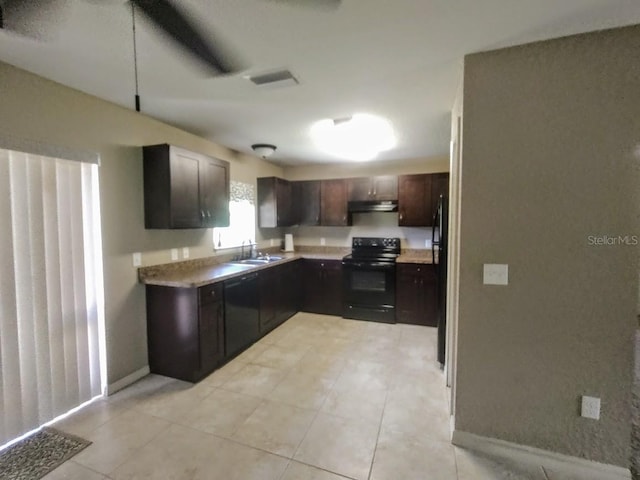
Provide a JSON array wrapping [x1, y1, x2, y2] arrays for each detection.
[[44, 313, 580, 479]]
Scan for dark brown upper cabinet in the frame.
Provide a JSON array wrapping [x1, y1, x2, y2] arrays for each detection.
[[321, 179, 351, 226], [292, 180, 321, 226], [398, 173, 449, 226], [347, 176, 398, 201], [398, 174, 433, 226], [143, 144, 230, 229], [257, 177, 293, 227], [431, 172, 450, 206]]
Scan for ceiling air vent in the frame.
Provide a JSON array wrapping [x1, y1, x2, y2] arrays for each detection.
[[247, 70, 299, 88]]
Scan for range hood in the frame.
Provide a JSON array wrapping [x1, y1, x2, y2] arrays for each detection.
[[348, 200, 398, 213]]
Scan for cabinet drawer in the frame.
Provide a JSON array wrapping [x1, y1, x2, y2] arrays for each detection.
[[199, 283, 222, 305], [397, 263, 433, 275]]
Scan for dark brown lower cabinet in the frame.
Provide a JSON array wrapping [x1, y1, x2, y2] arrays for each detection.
[[302, 259, 342, 316], [259, 261, 301, 335], [395, 263, 437, 326], [146, 282, 224, 382]]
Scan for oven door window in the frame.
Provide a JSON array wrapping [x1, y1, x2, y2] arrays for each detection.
[[351, 270, 387, 292]]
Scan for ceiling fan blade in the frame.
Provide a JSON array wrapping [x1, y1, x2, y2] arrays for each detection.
[[131, 0, 240, 74], [0, 0, 69, 40]]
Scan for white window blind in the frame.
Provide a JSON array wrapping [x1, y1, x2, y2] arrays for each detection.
[[0, 148, 105, 447]]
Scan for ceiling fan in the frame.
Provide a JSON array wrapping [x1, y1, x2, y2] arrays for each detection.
[[0, 0, 342, 75]]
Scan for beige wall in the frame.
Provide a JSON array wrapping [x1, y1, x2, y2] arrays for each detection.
[[0, 61, 283, 385], [283, 214, 433, 250], [455, 26, 640, 466]]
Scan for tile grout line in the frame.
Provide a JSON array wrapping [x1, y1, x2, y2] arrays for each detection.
[[366, 385, 389, 480], [541, 465, 551, 480]]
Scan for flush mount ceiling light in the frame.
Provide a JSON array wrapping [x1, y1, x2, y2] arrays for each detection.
[[310, 113, 396, 161], [252, 144, 277, 158]]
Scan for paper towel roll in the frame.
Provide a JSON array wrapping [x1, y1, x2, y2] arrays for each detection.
[[284, 233, 294, 252]]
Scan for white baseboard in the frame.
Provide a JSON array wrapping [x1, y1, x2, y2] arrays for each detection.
[[106, 366, 150, 396], [452, 430, 631, 480]]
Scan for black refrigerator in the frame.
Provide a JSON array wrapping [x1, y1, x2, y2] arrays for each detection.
[[433, 195, 448, 366]]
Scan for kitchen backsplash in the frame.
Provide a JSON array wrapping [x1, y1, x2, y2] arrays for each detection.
[[284, 212, 434, 249]]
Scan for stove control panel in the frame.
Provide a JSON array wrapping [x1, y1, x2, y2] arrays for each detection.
[[352, 237, 400, 249]]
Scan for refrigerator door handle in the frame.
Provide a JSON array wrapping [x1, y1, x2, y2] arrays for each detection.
[[432, 198, 441, 266]]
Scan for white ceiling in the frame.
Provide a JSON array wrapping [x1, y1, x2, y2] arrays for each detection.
[[0, 0, 639, 166]]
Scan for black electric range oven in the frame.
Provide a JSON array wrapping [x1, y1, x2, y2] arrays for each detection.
[[342, 237, 400, 323]]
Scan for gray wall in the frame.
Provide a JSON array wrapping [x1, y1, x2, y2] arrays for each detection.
[[0, 61, 284, 386], [455, 26, 640, 466]]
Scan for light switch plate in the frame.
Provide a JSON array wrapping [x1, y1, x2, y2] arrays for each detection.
[[581, 396, 600, 420], [132, 252, 141, 267], [483, 264, 509, 285], [171, 248, 179, 261], [182, 247, 189, 259]]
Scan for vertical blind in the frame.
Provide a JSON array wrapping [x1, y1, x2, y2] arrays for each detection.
[[0, 148, 105, 447]]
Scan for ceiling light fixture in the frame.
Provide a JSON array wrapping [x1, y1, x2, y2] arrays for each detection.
[[310, 113, 396, 161], [252, 144, 277, 158]]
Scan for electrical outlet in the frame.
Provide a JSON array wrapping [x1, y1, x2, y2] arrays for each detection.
[[270, 239, 275, 247], [581, 396, 600, 420], [170, 248, 179, 261], [425, 238, 430, 248], [483, 264, 509, 285], [182, 247, 190, 259], [132, 252, 141, 267], [320, 237, 326, 246]]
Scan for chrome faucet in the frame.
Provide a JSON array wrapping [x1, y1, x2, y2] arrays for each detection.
[[240, 240, 247, 260]]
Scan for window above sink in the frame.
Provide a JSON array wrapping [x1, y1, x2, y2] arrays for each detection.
[[214, 181, 256, 250]]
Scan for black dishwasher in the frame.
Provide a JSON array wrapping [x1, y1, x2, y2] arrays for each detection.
[[224, 273, 260, 358]]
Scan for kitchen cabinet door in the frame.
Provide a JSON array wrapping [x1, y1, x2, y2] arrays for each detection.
[[398, 174, 432, 226], [431, 172, 449, 208], [293, 180, 321, 226], [199, 285, 225, 373], [278, 260, 301, 322], [259, 267, 279, 333], [347, 177, 372, 201], [396, 263, 437, 326], [200, 155, 231, 227], [302, 259, 342, 316], [321, 179, 350, 226], [258, 177, 293, 227], [143, 144, 230, 229], [146, 282, 224, 382], [371, 176, 398, 200], [260, 260, 301, 335], [347, 176, 398, 202]]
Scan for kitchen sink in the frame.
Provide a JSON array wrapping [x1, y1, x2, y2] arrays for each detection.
[[229, 256, 283, 266]]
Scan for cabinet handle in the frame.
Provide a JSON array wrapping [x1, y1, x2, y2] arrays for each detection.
[[200, 210, 205, 220], [342, 214, 346, 222], [373, 189, 377, 196], [207, 210, 212, 218], [368, 189, 372, 196], [210, 290, 216, 297], [399, 212, 403, 221]]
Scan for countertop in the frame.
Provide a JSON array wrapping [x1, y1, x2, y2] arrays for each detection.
[[396, 249, 435, 264], [139, 247, 434, 288], [138, 250, 347, 288]]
